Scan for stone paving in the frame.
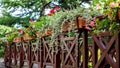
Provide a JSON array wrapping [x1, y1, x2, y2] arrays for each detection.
[[0, 58, 6, 68], [0, 58, 53, 68]]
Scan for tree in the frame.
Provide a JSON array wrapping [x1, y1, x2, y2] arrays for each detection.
[[0, 0, 91, 26], [0, 11, 30, 27]]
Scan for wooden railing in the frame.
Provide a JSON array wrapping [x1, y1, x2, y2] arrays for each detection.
[[4, 28, 120, 68]]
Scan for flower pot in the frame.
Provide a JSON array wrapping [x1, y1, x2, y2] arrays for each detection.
[[74, 17, 86, 28], [23, 33, 33, 41], [14, 36, 22, 42], [41, 33, 46, 38], [62, 21, 69, 32], [118, 9, 120, 20], [45, 29, 52, 36], [35, 31, 40, 37]]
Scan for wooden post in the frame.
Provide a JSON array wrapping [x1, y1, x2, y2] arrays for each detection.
[[54, 46, 61, 68], [20, 45, 24, 68], [116, 32, 120, 68], [8, 45, 12, 67], [83, 28, 88, 68], [40, 38, 43, 68], [14, 44, 17, 65], [28, 42, 32, 68], [54, 36, 61, 68]]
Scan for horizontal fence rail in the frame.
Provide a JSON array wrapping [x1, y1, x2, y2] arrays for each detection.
[[4, 28, 120, 68]]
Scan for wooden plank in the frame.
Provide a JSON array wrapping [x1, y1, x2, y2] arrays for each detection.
[[83, 29, 88, 68]]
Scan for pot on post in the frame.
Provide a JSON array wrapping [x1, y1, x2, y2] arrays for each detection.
[[74, 16, 86, 29]]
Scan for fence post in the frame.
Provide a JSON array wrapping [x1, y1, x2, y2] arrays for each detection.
[[54, 35, 61, 68], [116, 32, 120, 68], [83, 28, 88, 68], [54, 46, 61, 68], [28, 42, 31, 68], [8, 45, 12, 67], [14, 44, 17, 65], [20, 43, 24, 68]]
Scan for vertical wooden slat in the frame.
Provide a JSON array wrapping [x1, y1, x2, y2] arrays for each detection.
[[54, 46, 61, 68], [20, 44, 24, 68], [28, 43, 31, 68], [8, 45, 12, 67], [76, 34, 79, 68], [116, 32, 120, 68], [92, 40, 98, 67], [40, 38, 43, 68], [55, 36, 61, 68], [14, 44, 17, 65], [83, 29, 88, 68]]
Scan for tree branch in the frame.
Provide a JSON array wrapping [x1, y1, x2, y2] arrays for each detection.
[[39, 1, 52, 18]]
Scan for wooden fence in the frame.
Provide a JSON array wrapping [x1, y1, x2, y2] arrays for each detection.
[[4, 28, 120, 68]]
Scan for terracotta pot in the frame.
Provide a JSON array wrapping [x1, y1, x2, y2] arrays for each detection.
[[78, 17, 86, 28], [14, 36, 22, 42], [41, 33, 46, 38], [62, 21, 69, 32], [118, 9, 120, 20], [74, 17, 86, 28], [23, 33, 33, 41], [35, 31, 40, 37], [45, 29, 52, 36]]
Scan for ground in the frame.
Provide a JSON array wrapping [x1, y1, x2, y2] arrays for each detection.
[[0, 58, 53, 68]]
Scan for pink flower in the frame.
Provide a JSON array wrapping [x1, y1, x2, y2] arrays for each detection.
[[90, 21, 95, 27], [109, 2, 116, 8], [50, 9, 55, 13], [55, 6, 60, 10], [96, 4, 100, 9], [85, 25, 91, 30], [93, 17, 96, 21]]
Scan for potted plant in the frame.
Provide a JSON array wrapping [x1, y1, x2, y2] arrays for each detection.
[[14, 29, 24, 42], [23, 27, 35, 41], [91, 1, 120, 35], [37, 7, 101, 47], [6, 31, 18, 44], [117, 8, 120, 20]]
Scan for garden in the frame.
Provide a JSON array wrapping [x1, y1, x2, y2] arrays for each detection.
[[0, 0, 120, 68]]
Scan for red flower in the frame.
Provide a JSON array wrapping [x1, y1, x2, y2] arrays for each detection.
[[47, 13, 52, 16], [55, 6, 60, 10], [18, 29, 24, 34], [50, 9, 55, 13]]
